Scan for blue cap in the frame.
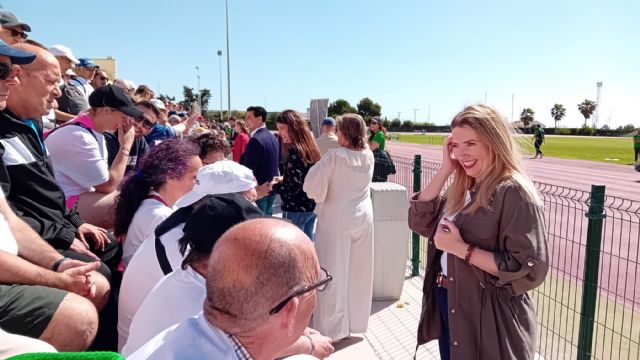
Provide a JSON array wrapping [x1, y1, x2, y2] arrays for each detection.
[[0, 40, 35, 65], [321, 117, 336, 126], [76, 58, 98, 68]]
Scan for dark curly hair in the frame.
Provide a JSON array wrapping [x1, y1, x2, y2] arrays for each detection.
[[113, 139, 200, 237], [190, 132, 231, 159]]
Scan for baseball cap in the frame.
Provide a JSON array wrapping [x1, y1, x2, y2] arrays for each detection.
[[76, 58, 98, 68], [0, 39, 35, 65], [175, 160, 257, 208], [0, 11, 31, 32], [88, 85, 144, 118], [149, 98, 166, 111], [370, 116, 382, 124], [322, 117, 336, 126], [48, 45, 79, 64], [178, 193, 268, 257]]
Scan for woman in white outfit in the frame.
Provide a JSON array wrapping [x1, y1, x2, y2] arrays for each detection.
[[303, 113, 374, 341]]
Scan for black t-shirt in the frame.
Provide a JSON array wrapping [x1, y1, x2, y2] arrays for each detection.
[[104, 132, 149, 174]]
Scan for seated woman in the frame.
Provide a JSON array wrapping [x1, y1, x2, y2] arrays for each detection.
[[116, 160, 257, 351], [190, 132, 231, 165], [113, 139, 201, 268]]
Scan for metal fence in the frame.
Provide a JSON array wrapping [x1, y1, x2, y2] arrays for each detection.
[[385, 154, 640, 360]]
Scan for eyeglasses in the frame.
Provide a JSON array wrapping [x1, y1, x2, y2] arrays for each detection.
[[6, 28, 28, 40], [133, 115, 155, 130], [269, 267, 333, 315], [0, 62, 11, 80]]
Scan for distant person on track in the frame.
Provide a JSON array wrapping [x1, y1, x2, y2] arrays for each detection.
[[408, 105, 548, 360], [532, 124, 545, 159], [633, 129, 640, 164]]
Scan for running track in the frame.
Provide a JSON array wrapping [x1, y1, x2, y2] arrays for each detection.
[[387, 141, 640, 201]]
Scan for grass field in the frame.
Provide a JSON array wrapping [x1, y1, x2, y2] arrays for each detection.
[[394, 134, 637, 165]]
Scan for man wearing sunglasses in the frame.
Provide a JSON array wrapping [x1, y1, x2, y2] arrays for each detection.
[[0, 11, 30, 45], [91, 69, 109, 89], [45, 84, 142, 229], [129, 218, 334, 360], [104, 100, 157, 175]]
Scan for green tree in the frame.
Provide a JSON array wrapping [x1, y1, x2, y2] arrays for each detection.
[[266, 112, 278, 130], [180, 86, 212, 114], [157, 94, 175, 102], [328, 99, 357, 117], [577, 99, 597, 127], [390, 119, 401, 129], [401, 120, 414, 129], [550, 103, 566, 128], [356, 97, 382, 119], [520, 108, 535, 130]]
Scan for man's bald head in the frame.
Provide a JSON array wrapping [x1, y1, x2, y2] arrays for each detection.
[[204, 218, 319, 335], [6, 43, 61, 118]]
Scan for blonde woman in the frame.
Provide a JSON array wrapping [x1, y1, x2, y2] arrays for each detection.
[[408, 105, 548, 359], [303, 114, 375, 341]]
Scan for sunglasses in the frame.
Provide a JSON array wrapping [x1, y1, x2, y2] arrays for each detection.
[[0, 62, 11, 80], [269, 267, 333, 315], [95, 76, 108, 81], [133, 115, 155, 130], [6, 28, 28, 40]]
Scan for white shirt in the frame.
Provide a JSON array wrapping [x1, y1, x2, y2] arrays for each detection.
[[123, 267, 206, 356], [44, 120, 108, 200], [250, 125, 266, 137], [117, 224, 186, 351], [440, 191, 471, 276], [122, 192, 175, 268], [127, 313, 237, 360], [0, 190, 17, 256]]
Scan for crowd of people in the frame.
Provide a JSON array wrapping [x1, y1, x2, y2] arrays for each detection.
[[1, 7, 549, 360]]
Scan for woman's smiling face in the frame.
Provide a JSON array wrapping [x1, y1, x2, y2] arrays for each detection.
[[450, 125, 491, 182]]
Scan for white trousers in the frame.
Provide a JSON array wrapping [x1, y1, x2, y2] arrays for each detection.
[[311, 222, 374, 341]]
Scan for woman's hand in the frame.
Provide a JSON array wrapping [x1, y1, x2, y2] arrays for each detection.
[[433, 218, 468, 259], [441, 136, 456, 175]]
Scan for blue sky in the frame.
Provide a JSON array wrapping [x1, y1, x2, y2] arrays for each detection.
[[4, 0, 639, 128]]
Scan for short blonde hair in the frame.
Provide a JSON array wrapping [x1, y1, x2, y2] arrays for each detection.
[[445, 105, 541, 215]]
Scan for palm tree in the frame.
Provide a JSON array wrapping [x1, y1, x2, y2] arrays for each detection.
[[550, 104, 566, 128], [577, 99, 597, 127], [520, 108, 535, 132]]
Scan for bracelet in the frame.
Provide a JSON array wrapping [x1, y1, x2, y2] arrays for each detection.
[[51, 257, 70, 272], [303, 334, 315, 355], [119, 147, 130, 155], [465, 245, 478, 265]]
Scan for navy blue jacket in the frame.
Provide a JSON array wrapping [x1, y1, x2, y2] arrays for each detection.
[[240, 127, 279, 184]]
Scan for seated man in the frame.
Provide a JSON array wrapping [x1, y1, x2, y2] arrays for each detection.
[[129, 218, 331, 360], [124, 194, 333, 358], [104, 100, 157, 175], [0, 43, 118, 279], [0, 190, 102, 352], [117, 160, 257, 351], [44, 84, 142, 229]]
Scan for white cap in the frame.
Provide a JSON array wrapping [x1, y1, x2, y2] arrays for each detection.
[[48, 45, 79, 64], [64, 68, 78, 76], [150, 98, 166, 110], [175, 160, 257, 208]]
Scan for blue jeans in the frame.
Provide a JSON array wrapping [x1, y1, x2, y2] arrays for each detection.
[[256, 193, 276, 216], [283, 211, 317, 241], [436, 287, 450, 360]]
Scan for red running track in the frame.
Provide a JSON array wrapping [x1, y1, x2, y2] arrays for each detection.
[[387, 141, 640, 201]]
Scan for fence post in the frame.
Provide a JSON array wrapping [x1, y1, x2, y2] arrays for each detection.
[[411, 155, 422, 276], [577, 185, 606, 360]]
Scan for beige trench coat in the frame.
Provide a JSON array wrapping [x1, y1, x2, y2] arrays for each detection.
[[408, 181, 549, 360]]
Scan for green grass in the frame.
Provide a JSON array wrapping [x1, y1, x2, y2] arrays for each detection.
[[393, 134, 637, 165]]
